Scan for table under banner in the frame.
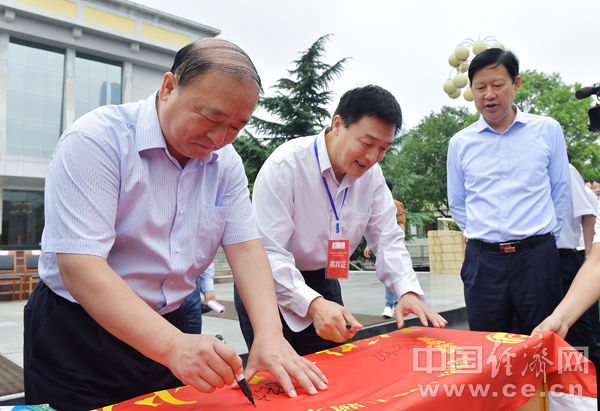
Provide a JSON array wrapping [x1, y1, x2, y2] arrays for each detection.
[[96, 327, 597, 411]]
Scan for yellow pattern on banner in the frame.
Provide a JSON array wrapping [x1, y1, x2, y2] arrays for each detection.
[[486, 332, 528, 344]]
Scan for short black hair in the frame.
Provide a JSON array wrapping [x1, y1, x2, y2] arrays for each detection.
[[385, 177, 394, 192], [583, 177, 590, 184], [170, 38, 263, 92], [567, 150, 572, 164], [333, 85, 403, 135], [594, 177, 600, 184], [468, 48, 519, 84]]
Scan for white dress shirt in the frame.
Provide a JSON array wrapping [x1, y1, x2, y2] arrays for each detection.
[[252, 129, 424, 332], [40, 93, 258, 314], [447, 105, 571, 243], [557, 164, 596, 249]]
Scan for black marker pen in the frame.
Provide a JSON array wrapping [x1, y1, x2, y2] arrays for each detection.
[[215, 334, 256, 407]]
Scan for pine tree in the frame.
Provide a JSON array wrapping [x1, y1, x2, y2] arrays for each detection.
[[251, 34, 348, 145]]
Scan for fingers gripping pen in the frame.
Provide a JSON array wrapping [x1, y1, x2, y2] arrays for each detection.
[[215, 334, 256, 407]]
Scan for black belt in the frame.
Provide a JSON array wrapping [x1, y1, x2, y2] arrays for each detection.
[[467, 233, 553, 253], [558, 248, 578, 257]]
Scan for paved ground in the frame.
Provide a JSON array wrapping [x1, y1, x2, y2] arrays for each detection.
[[0, 271, 465, 369]]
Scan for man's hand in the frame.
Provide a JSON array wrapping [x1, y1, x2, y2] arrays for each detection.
[[363, 246, 371, 259], [532, 315, 569, 339], [164, 333, 242, 392], [307, 297, 363, 343], [243, 328, 328, 397], [202, 291, 217, 309], [395, 292, 448, 329]]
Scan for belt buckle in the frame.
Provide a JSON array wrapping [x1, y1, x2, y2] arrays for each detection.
[[499, 242, 516, 253]]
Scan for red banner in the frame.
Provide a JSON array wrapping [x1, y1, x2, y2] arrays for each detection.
[[96, 327, 597, 410]]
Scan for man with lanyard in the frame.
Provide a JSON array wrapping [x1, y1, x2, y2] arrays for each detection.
[[447, 48, 571, 335], [24, 39, 327, 411], [235, 85, 446, 356]]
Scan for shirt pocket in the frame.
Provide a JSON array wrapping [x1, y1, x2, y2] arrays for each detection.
[[343, 210, 371, 251], [517, 154, 548, 187], [196, 204, 229, 262]]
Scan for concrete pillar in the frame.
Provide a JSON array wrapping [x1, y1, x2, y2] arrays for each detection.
[[62, 48, 75, 132], [122, 61, 133, 104], [0, 33, 9, 154]]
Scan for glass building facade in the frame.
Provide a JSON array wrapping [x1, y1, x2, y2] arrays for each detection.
[[6, 40, 65, 158], [75, 54, 122, 119], [1, 42, 122, 247]]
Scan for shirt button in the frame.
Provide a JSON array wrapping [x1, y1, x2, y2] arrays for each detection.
[[503, 176, 506, 180], [502, 219, 506, 222], [170, 281, 174, 285], [502, 196, 506, 200], [502, 155, 506, 159], [176, 248, 180, 253], [179, 210, 183, 215]]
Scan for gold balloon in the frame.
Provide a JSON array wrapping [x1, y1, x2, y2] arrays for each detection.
[[473, 41, 488, 55], [448, 88, 461, 99], [453, 73, 468, 88], [448, 52, 460, 67], [463, 87, 473, 101], [455, 46, 469, 61], [491, 41, 505, 50], [459, 61, 470, 73], [444, 79, 458, 94]]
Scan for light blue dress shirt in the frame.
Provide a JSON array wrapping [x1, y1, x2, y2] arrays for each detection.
[[447, 105, 571, 243], [40, 93, 258, 314]]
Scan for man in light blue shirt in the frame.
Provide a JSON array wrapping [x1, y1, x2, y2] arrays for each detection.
[[447, 48, 571, 335], [24, 38, 327, 411]]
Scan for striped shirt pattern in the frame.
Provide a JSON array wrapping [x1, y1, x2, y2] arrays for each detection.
[[40, 93, 258, 314]]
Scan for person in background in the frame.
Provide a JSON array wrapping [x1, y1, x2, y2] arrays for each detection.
[[447, 48, 571, 335]]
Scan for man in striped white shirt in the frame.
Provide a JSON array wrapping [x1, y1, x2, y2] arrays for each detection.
[[235, 85, 447, 356], [24, 39, 327, 411]]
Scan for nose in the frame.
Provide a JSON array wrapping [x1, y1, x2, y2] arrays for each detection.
[[365, 146, 378, 163], [206, 124, 227, 145]]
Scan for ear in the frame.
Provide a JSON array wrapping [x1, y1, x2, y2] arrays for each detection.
[[513, 75, 522, 93], [332, 115, 343, 134], [158, 72, 177, 102]]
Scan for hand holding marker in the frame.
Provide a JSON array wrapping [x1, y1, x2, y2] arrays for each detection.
[[215, 334, 256, 407], [200, 292, 225, 315]]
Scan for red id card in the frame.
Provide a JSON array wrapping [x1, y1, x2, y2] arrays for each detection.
[[326, 239, 350, 279]]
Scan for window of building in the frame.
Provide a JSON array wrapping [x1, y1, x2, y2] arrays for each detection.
[[1, 190, 44, 246], [75, 53, 122, 118], [6, 40, 65, 158]]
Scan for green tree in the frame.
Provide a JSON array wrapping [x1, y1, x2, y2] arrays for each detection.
[[234, 34, 349, 189], [515, 69, 600, 179], [382, 106, 478, 217], [250, 34, 348, 146]]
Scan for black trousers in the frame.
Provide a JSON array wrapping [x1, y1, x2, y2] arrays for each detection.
[[234, 268, 343, 356], [24, 282, 187, 411], [461, 235, 563, 335]]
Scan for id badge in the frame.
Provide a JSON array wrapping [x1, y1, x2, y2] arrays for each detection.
[[326, 239, 350, 279]]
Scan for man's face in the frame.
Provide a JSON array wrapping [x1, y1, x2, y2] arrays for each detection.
[[471, 63, 521, 131], [157, 70, 259, 163], [329, 115, 395, 180], [593, 181, 600, 198]]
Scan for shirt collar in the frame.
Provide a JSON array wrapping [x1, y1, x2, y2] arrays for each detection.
[[476, 104, 527, 134], [135, 90, 218, 164]]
